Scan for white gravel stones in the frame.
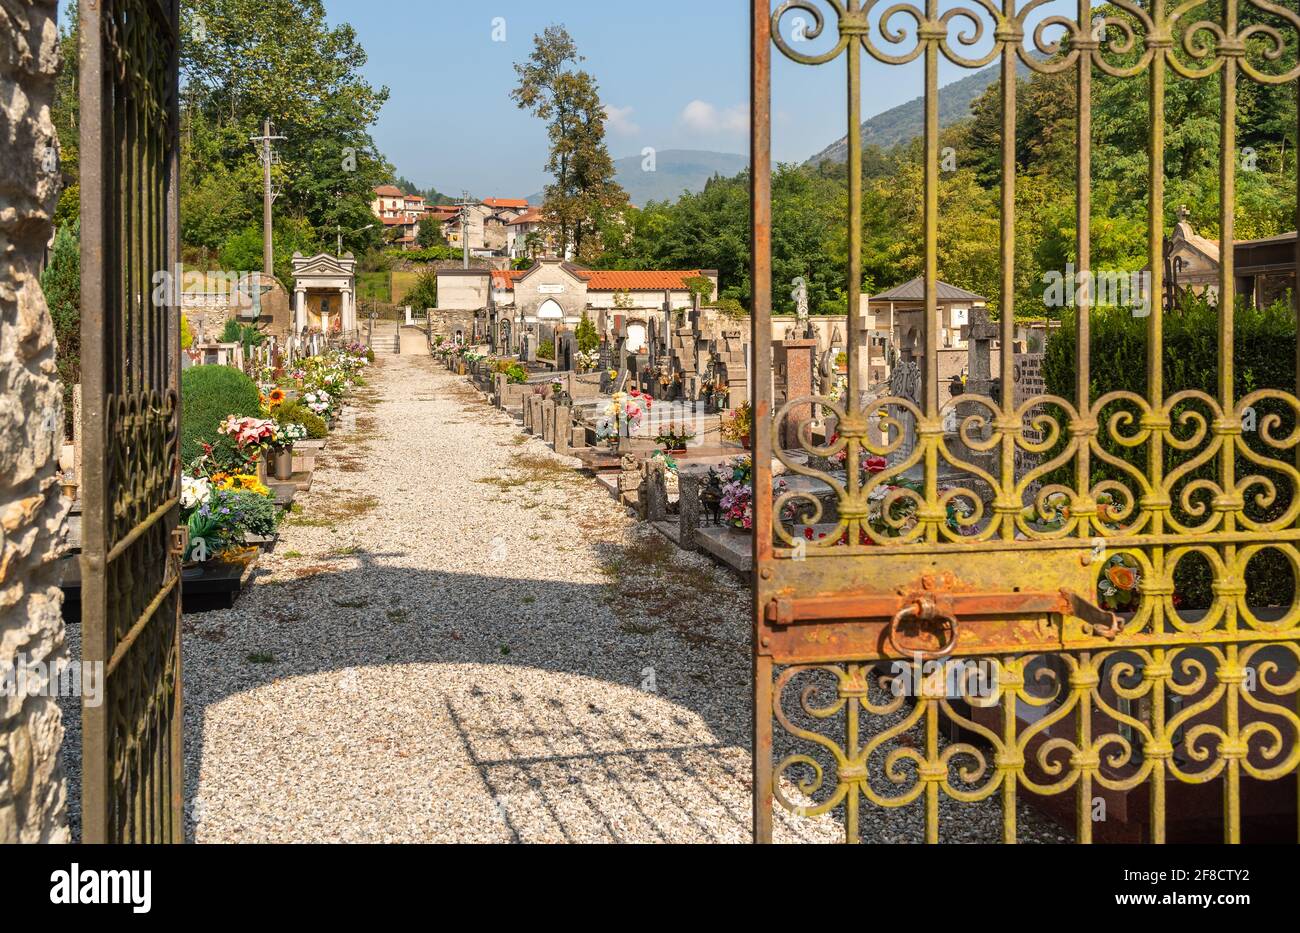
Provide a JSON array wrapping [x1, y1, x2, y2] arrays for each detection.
[[64, 353, 1069, 843]]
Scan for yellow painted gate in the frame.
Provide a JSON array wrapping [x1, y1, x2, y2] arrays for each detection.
[[749, 0, 1300, 843]]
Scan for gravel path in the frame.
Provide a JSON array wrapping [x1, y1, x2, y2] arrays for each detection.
[[182, 353, 845, 842], [57, 352, 1069, 842]]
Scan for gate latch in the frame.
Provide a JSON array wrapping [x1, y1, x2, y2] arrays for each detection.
[[765, 576, 1123, 659]]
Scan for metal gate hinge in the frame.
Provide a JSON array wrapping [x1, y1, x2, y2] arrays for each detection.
[[170, 525, 189, 557]]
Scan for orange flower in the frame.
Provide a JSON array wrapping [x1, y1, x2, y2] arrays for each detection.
[[1106, 564, 1137, 590], [269, 388, 286, 404]]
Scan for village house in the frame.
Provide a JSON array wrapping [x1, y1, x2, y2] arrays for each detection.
[[435, 196, 532, 256], [507, 208, 550, 259], [370, 184, 429, 249]]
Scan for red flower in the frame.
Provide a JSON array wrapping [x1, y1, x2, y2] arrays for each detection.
[[865, 455, 887, 473], [803, 527, 814, 540]]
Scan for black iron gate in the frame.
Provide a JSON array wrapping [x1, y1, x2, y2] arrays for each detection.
[[79, 0, 183, 843]]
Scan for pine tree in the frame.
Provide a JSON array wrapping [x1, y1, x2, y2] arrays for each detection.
[[512, 25, 627, 261]]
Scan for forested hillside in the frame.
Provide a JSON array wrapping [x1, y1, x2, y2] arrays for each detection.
[[595, 6, 1297, 318]]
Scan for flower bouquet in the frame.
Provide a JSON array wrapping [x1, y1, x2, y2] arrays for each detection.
[[1097, 552, 1141, 612], [721, 402, 752, 448]]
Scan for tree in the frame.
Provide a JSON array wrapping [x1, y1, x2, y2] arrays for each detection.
[[404, 267, 439, 310], [512, 25, 627, 261], [575, 310, 598, 354], [416, 222, 447, 249], [42, 223, 81, 434], [180, 0, 392, 263]]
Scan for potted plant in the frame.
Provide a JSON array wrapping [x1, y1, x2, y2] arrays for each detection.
[[721, 401, 753, 450], [270, 421, 306, 480]]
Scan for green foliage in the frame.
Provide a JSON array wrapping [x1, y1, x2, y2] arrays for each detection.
[[415, 222, 446, 248], [387, 245, 462, 263], [575, 310, 598, 354], [504, 363, 528, 384], [225, 489, 281, 537], [709, 298, 746, 319], [274, 400, 328, 439], [41, 222, 80, 434], [219, 318, 243, 343], [512, 25, 627, 262], [1044, 294, 1297, 608], [537, 340, 555, 360], [179, 0, 391, 262], [403, 266, 439, 310], [180, 365, 263, 464], [1044, 296, 1296, 409], [217, 218, 324, 286], [181, 314, 195, 349]]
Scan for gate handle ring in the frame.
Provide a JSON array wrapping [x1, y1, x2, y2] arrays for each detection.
[[885, 596, 959, 660]]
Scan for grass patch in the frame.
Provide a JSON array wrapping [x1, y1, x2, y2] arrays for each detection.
[[386, 608, 409, 623], [282, 550, 303, 559], [246, 651, 276, 664], [329, 545, 360, 557]]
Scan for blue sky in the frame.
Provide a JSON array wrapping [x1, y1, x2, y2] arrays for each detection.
[[58, 0, 1011, 197], [321, 0, 963, 198]]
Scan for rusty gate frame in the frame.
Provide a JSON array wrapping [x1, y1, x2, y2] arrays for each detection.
[[750, 0, 1300, 843], [79, 0, 184, 843]]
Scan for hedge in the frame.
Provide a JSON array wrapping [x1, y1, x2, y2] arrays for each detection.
[[274, 400, 328, 439], [180, 365, 263, 465], [1043, 295, 1296, 609]]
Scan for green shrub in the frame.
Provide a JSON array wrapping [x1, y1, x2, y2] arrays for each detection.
[[1043, 295, 1297, 609], [275, 400, 328, 439], [181, 365, 262, 464], [505, 363, 528, 384], [537, 340, 555, 360], [42, 222, 80, 435]]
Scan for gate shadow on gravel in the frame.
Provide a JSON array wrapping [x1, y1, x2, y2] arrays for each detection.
[[165, 544, 805, 843]]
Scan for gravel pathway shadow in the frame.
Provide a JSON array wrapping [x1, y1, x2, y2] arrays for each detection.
[[181, 354, 843, 843]]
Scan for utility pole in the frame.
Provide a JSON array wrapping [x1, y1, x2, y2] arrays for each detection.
[[457, 191, 475, 269], [249, 118, 287, 277]]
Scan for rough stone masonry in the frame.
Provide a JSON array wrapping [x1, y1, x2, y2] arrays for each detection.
[[0, 0, 70, 842]]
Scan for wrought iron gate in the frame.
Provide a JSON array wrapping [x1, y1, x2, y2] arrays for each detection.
[[79, 0, 183, 843], [751, 0, 1300, 842]]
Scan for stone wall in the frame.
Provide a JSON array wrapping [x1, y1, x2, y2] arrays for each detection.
[[428, 308, 476, 342], [0, 0, 70, 842]]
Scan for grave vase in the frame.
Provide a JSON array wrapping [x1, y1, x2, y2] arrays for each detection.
[[274, 446, 294, 481]]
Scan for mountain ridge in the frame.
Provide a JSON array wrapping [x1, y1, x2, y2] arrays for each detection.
[[526, 148, 748, 208], [805, 60, 1031, 165]]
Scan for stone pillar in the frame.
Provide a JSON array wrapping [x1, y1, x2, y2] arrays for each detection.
[[542, 398, 556, 444], [555, 405, 572, 456], [341, 287, 354, 334], [294, 286, 306, 333], [0, 0, 70, 842], [642, 459, 668, 522], [776, 338, 816, 449], [617, 454, 641, 508], [493, 373, 507, 409], [678, 473, 700, 550]]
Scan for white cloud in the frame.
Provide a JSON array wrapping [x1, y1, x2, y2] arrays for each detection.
[[679, 99, 748, 136], [604, 104, 640, 136]]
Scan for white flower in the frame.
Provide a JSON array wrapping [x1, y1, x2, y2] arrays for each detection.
[[181, 475, 211, 510]]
